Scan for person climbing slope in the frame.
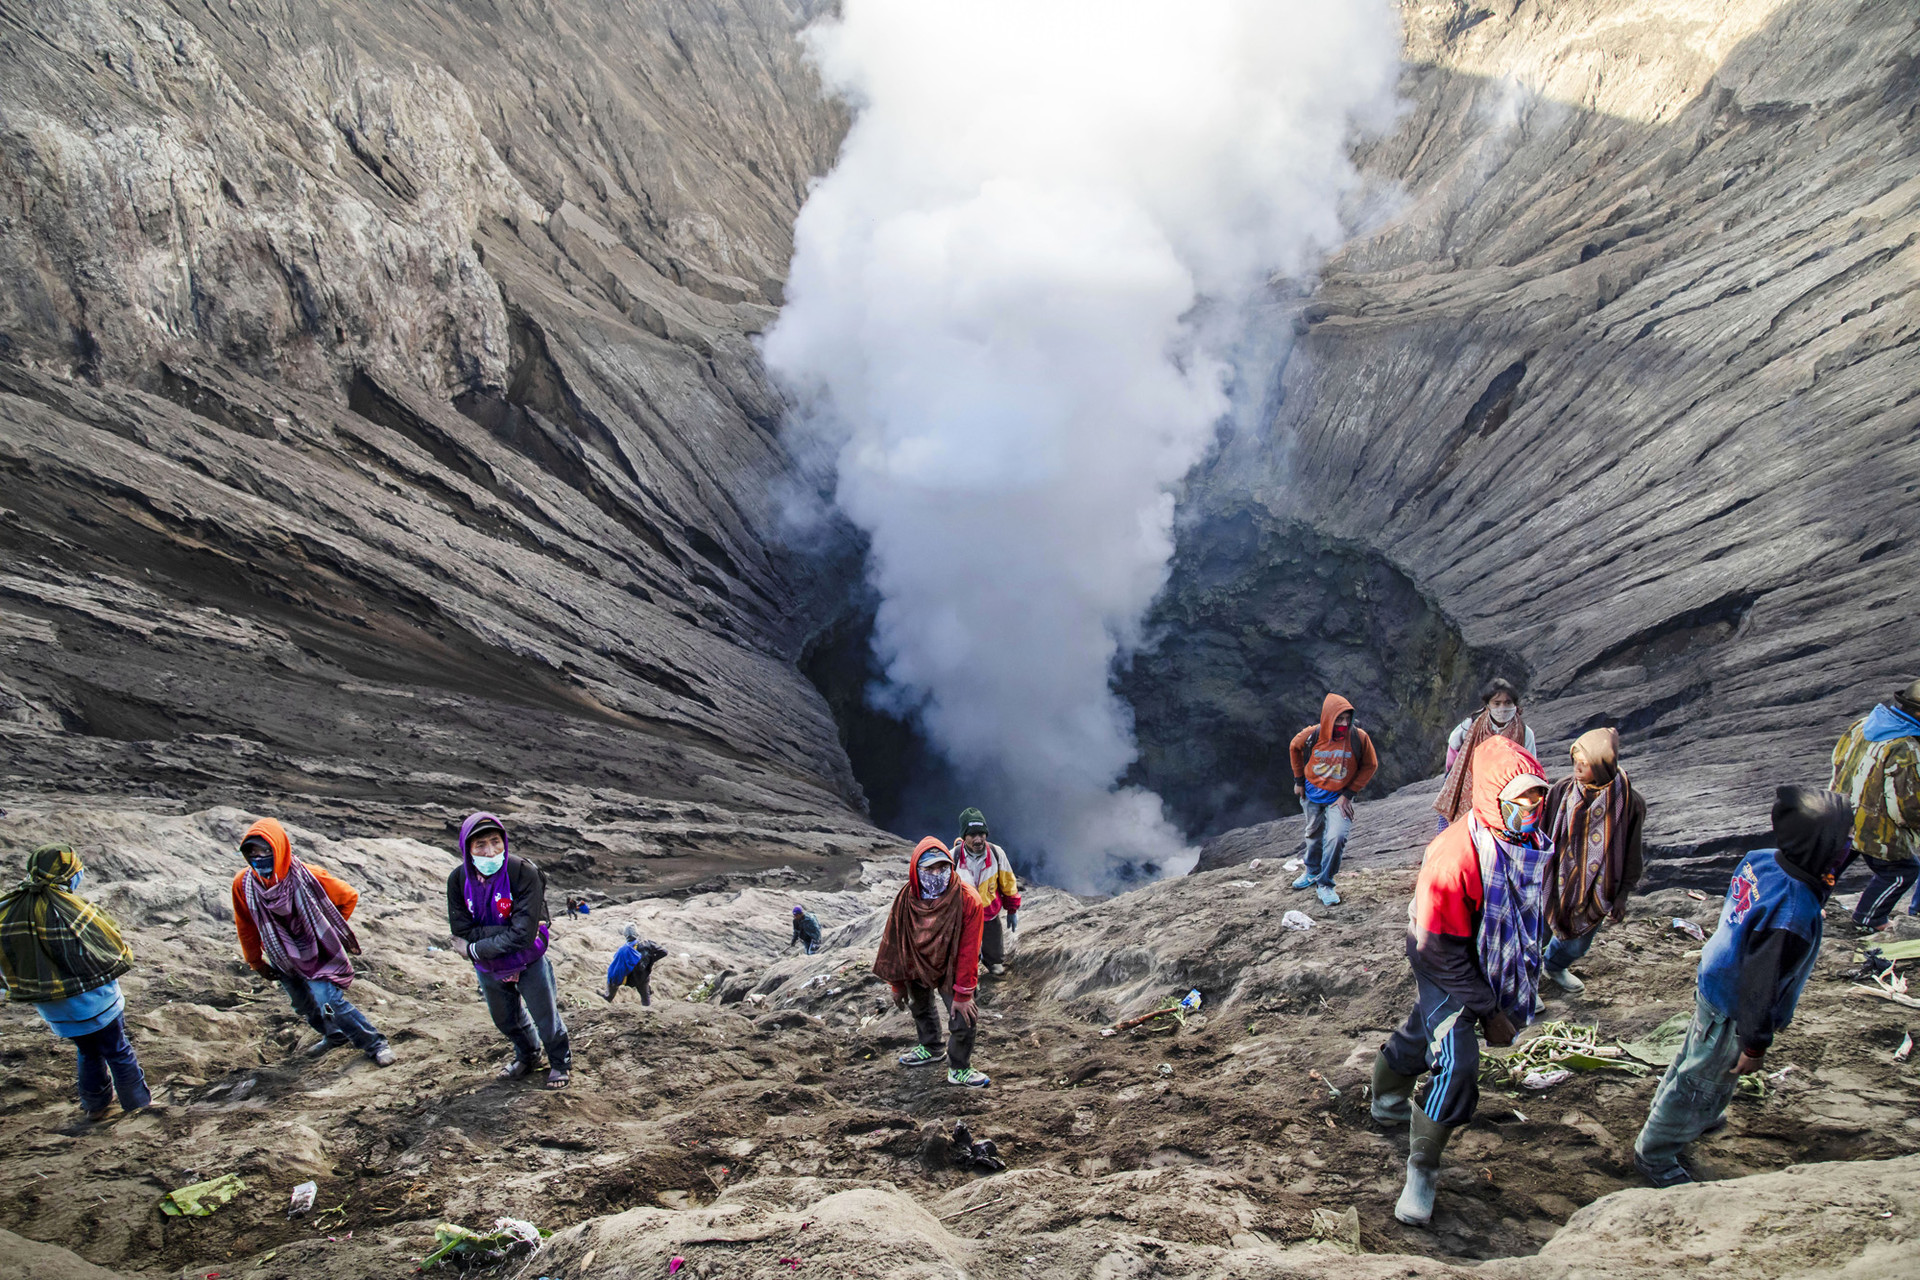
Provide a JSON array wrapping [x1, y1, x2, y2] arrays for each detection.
[[1374, 736, 1552, 1227], [0, 843, 154, 1121], [1288, 694, 1378, 906], [790, 904, 823, 955], [875, 838, 989, 1088], [230, 818, 395, 1068], [603, 924, 668, 1005], [1435, 678, 1537, 832], [1829, 678, 1920, 934], [954, 808, 1021, 975], [446, 812, 570, 1089], [1632, 786, 1852, 1186], [1538, 728, 1645, 994]]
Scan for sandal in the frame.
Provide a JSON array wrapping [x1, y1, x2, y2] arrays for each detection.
[[499, 1058, 540, 1080], [545, 1068, 570, 1090]]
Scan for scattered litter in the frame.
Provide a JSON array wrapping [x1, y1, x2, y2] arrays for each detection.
[[1767, 1064, 1796, 1083], [288, 1181, 316, 1218], [159, 1173, 246, 1218], [1180, 989, 1203, 1013], [421, 1218, 547, 1269], [1099, 1028, 1116, 1037], [1107, 991, 1201, 1034], [1248, 859, 1262, 871], [668, 1259, 685, 1276], [1283, 858, 1304, 872], [1306, 1205, 1361, 1255], [685, 975, 718, 1003], [1157, 1063, 1173, 1077], [425, 944, 444, 953], [1895, 1032, 1913, 1064], [1521, 1069, 1573, 1091], [1670, 918, 1706, 942], [800, 974, 829, 990], [779, 1261, 801, 1271], [1307, 1069, 1340, 1098], [1510, 1107, 1528, 1123], [1685, 889, 1709, 901], [1228, 880, 1257, 888], [1281, 910, 1314, 931], [951, 1120, 1006, 1173]]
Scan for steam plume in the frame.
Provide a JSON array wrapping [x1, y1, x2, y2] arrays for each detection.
[[766, 0, 1401, 889]]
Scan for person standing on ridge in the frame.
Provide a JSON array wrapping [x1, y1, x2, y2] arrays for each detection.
[[1435, 678, 1537, 832], [603, 924, 668, 1005], [1829, 678, 1920, 934], [1373, 736, 1553, 1227], [954, 808, 1020, 975], [0, 843, 154, 1121], [1288, 694, 1378, 907], [447, 812, 570, 1089], [1538, 728, 1645, 994], [1632, 786, 1852, 1186], [875, 838, 990, 1087], [790, 905, 823, 955], [230, 818, 395, 1068]]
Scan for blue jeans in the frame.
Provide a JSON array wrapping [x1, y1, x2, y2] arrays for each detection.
[[1543, 926, 1600, 974], [478, 956, 570, 1071], [1300, 800, 1352, 884], [73, 1015, 151, 1112], [1634, 995, 1740, 1172], [283, 976, 387, 1053]]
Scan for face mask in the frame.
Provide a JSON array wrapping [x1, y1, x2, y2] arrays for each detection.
[[918, 864, 952, 899], [1489, 704, 1517, 726], [1499, 797, 1541, 837], [472, 853, 507, 877], [247, 854, 276, 878], [67, 869, 84, 894]]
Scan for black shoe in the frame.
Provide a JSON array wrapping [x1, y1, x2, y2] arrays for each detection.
[[1634, 1152, 1693, 1187], [304, 1034, 348, 1058]]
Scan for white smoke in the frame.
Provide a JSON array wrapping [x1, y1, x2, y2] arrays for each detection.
[[765, 0, 1402, 890]]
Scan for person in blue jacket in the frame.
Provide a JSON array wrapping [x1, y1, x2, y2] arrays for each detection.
[[602, 924, 668, 1005], [790, 905, 823, 955], [1632, 785, 1853, 1186]]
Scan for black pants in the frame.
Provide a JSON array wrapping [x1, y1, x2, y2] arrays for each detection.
[[621, 964, 654, 1006], [980, 917, 1005, 968], [907, 982, 975, 1069], [1854, 855, 1920, 929], [1380, 970, 1482, 1129]]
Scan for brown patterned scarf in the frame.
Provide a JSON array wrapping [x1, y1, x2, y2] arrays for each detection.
[[1434, 708, 1529, 821], [1543, 767, 1635, 940]]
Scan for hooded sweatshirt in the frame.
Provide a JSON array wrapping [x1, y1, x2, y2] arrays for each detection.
[[1830, 704, 1920, 863], [1407, 736, 1551, 1020], [874, 838, 984, 1000], [445, 812, 551, 979], [229, 819, 361, 983], [1289, 694, 1379, 804]]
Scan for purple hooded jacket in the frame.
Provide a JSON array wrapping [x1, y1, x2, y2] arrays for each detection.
[[449, 811, 550, 979]]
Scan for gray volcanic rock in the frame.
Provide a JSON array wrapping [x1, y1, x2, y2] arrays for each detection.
[[0, 0, 888, 875], [1165, 0, 1920, 860]]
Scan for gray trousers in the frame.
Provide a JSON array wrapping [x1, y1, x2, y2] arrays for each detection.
[[477, 956, 570, 1072], [980, 917, 1005, 968], [907, 981, 975, 1070], [1633, 994, 1740, 1171]]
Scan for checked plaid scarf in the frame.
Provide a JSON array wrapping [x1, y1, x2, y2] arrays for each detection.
[[1467, 813, 1552, 1024], [243, 855, 360, 987], [0, 844, 133, 1003]]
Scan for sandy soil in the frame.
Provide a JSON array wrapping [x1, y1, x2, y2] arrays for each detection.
[[0, 804, 1915, 1279]]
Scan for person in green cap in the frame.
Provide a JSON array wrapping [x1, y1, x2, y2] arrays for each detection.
[[0, 843, 153, 1121], [954, 808, 1020, 977]]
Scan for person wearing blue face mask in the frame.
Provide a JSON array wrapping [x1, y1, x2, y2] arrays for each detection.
[[446, 812, 568, 1089], [0, 843, 154, 1122]]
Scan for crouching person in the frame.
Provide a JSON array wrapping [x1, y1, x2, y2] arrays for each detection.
[[1373, 737, 1553, 1227], [231, 819, 394, 1067], [447, 812, 569, 1089], [604, 924, 668, 1004], [0, 843, 153, 1120], [875, 838, 989, 1088], [1633, 786, 1851, 1186]]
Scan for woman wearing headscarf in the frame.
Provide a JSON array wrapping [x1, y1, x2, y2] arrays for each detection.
[[874, 838, 989, 1088], [1374, 735, 1553, 1227], [1537, 728, 1645, 994], [1434, 678, 1538, 832], [446, 812, 569, 1088], [1632, 786, 1853, 1187], [0, 843, 152, 1120], [231, 818, 395, 1067]]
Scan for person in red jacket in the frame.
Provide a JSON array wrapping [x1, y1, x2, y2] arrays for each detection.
[[230, 818, 394, 1067], [1370, 736, 1551, 1227], [1288, 694, 1379, 906], [874, 838, 988, 1087]]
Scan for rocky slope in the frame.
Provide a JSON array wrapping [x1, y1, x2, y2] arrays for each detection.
[[1150, 0, 1920, 851], [0, 0, 885, 879]]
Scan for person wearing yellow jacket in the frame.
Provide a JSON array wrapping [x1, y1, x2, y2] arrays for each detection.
[[954, 808, 1021, 976]]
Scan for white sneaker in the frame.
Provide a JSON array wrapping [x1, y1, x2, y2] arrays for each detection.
[[989, 964, 1006, 976]]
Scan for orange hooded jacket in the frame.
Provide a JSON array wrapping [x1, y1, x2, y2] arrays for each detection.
[[229, 818, 360, 974], [1288, 694, 1378, 795], [1411, 736, 1548, 940]]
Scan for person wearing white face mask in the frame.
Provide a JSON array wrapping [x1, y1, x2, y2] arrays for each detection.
[[1434, 679, 1537, 832], [446, 811, 568, 1089]]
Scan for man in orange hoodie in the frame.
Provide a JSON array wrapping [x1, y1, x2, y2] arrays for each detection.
[[230, 818, 395, 1067], [1288, 694, 1379, 906]]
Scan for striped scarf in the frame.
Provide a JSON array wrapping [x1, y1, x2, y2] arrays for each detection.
[[1544, 772, 1634, 939], [0, 845, 133, 1003], [242, 858, 360, 987], [1435, 709, 1530, 821], [1468, 813, 1551, 1023]]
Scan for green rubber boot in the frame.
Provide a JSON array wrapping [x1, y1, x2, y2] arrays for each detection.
[[1370, 1051, 1417, 1125], [1393, 1110, 1454, 1227]]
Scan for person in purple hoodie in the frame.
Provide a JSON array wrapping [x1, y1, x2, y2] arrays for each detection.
[[446, 812, 570, 1088]]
